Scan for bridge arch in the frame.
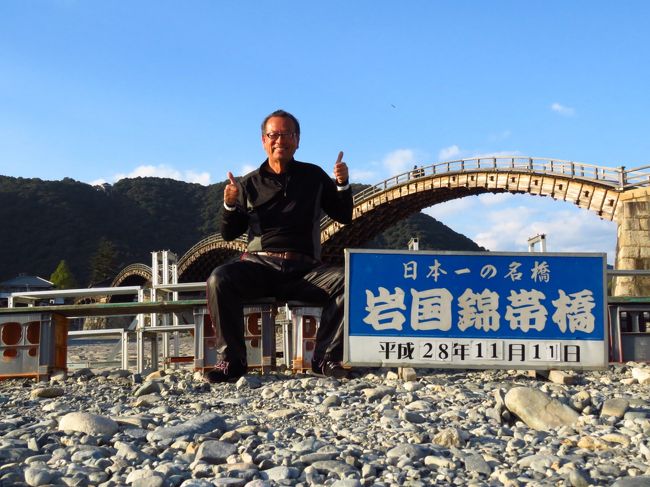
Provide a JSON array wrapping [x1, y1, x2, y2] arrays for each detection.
[[113, 156, 650, 293], [177, 235, 247, 282], [111, 263, 152, 288], [319, 156, 640, 262]]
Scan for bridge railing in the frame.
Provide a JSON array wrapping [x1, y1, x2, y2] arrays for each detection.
[[623, 164, 650, 188], [321, 156, 649, 229]]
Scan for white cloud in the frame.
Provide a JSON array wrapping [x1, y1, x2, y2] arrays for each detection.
[[477, 193, 514, 206], [383, 149, 416, 175], [424, 197, 478, 221], [350, 168, 378, 183], [551, 102, 576, 117], [473, 205, 616, 262], [425, 194, 616, 264], [438, 145, 461, 161], [240, 164, 257, 177], [184, 170, 211, 186], [107, 164, 212, 185]]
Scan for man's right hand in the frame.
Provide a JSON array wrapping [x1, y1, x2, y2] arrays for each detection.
[[224, 172, 239, 207]]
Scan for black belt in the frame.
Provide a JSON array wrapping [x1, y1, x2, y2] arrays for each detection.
[[248, 251, 316, 263]]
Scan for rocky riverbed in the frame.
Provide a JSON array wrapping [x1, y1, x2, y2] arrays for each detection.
[[2, 361, 650, 487]]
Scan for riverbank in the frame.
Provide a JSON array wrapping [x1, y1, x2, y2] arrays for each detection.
[[1, 351, 650, 486]]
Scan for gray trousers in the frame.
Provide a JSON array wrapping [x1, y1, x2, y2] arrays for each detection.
[[206, 253, 345, 363]]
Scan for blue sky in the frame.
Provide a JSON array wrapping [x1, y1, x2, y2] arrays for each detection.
[[2, 1, 649, 263]]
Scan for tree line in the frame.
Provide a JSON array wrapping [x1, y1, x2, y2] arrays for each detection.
[[0, 176, 483, 288]]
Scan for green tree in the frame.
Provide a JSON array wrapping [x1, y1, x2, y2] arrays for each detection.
[[49, 260, 78, 289], [89, 238, 118, 286]]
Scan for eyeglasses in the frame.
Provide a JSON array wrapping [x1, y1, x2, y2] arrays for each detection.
[[265, 132, 296, 141]]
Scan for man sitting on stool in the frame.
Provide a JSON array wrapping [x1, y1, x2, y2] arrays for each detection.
[[205, 109, 353, 382]]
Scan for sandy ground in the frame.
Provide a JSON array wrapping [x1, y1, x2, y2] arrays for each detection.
[[66, 333, 197, 372]]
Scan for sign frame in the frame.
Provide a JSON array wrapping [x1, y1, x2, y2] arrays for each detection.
[[343, 249, 608, 370]]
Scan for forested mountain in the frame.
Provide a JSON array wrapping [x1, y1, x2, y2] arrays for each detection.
[[0, 176, 483, 284]]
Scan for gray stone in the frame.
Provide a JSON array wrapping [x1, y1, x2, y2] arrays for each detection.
[[236, 376, 262, 389], [310, 460, 358, 476], [570, 390, 591, 411], [300, 452, 338, 463], [114, 440, 146, 462], [133, 475, 165, 487], [134, 380, 162, 397], [462, 452, 491, 475], [126, 469, 165, 485], [24, 466, 54, 486], [179, 480, 216, 487], [322, 394, 342, 408], [402, 410, 427, 424], [432, 427, 465, 447], [386, 444, 427, 460], [267, 408, 298, 419], [242, 481, 272, 487], [363, 386, 395, 402], [399, 367, 417, 381], [58, 412, 119, 436], [133, 393, 161, 407], [259, 466, 300, 481], [612, 476, 650, 487], [331, 480, 362, 487], [213, 479, 246, 486], [424, 454, 455, 469], [632, 368, 650, 384], [195, 440, 238, 464], [147, 412, 227, 441], [568, 469, 590, 487], [505, 386, 579, 431], [601, 397, 630, 418], [30, 387, 65, 399]]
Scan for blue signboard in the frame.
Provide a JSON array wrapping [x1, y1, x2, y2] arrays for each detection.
[[344, 250, 607, 369]]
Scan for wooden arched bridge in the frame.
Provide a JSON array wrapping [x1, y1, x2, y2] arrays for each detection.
[[112, 156, 650, 290]]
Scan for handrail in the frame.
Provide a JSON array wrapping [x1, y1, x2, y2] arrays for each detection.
[[624, 165, 650, 187]]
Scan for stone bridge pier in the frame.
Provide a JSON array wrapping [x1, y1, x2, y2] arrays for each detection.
[[613, 187, 650, 296]]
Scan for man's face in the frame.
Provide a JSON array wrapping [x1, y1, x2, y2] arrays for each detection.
[[262, 116, 299, 165]]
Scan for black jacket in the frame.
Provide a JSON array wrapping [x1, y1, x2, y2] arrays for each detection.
[[221, 159, 353, 259]]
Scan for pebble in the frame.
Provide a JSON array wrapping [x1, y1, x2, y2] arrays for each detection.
[[2, 352, 650, 486]]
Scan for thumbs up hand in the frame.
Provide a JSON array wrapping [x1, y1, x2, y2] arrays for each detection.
[[334, 151, 349, 185], [224, 171, 239, 206]]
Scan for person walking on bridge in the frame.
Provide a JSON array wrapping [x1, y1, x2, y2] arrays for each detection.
[[205, 109, 353, 382]]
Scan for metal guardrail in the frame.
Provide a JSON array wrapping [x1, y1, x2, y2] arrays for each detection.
[[8, 286, 143, 307]]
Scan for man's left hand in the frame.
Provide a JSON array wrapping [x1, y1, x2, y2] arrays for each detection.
[[334, 151, 349, 185]]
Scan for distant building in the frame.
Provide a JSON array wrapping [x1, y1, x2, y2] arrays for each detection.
[[0, 274, 54, 307]]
